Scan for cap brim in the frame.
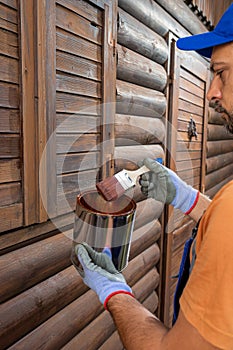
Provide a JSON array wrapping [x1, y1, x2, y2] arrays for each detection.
[[177, 31, 233, 58]]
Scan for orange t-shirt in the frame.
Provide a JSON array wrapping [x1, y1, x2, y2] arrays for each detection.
[[180, 180, 233, 349]]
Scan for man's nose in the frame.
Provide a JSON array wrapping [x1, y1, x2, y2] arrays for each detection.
[[207, 76, 222, 102]]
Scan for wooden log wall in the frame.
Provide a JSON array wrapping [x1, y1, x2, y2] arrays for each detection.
[[115, 2, 169, 328], [1, 0, 233, 349], [205, 109, 233, 198], [0, 205, 162, 349], [0, 0, 23, 232]]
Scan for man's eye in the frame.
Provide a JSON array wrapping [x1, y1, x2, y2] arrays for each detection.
[[217, 70, 224, 77]]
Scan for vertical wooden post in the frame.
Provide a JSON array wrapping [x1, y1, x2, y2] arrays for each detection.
[[20, 0, 37, 225]]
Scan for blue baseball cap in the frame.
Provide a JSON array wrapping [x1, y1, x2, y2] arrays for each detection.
[[177, 4, 233, 58]]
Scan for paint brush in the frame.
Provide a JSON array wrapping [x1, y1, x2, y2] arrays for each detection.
[[96, 158, 163, 201]]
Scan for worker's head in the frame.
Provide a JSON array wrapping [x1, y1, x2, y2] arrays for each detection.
[[177, 4, 233, 133]]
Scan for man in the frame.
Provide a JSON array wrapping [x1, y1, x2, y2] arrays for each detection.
[[74, 4, 233, 349]]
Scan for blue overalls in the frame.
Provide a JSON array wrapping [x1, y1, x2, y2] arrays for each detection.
[[172, 222, 199, 325]]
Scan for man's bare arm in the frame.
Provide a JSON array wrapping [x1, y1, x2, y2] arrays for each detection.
[[107, 293, 219, 350]]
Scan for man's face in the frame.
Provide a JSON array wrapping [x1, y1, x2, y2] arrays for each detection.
[[207, 42, 233, 133]]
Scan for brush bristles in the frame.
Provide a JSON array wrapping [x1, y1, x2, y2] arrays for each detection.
[[96, 176, 126, 201]]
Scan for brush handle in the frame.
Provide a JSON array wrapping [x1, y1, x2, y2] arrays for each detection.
[[126, 165, 150, 184]]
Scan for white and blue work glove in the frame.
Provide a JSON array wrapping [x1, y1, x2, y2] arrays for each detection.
[[73, 243, 134, 309], [139, 158, 199, 215]]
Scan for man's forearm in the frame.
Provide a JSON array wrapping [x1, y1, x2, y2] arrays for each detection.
[[107, 293, 169, 350], [189, 192, 211, 222]]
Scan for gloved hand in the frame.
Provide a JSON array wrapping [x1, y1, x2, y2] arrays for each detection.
[[74, 243, 134, 309], [139, 158, 199, 215]]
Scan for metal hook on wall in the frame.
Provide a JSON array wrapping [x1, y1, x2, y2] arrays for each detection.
[[187, 115, 198, 142]]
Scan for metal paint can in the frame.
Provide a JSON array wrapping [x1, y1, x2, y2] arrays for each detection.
[[71, 190, 137, 272]]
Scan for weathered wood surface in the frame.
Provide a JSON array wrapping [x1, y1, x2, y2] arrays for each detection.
[[205, 162, 233, 191], [0, 232, 73, 303], [117, 44, 167, 92], [114, 144, 164, 171], [118, 0, 192, 38], [134, 199, 164, 231], [208, 109, 224, 125], [206, 175, 233, 198], [207, 140, 233, 157], [9, 261, 159, 350], [155, 0, 207, 34], [0, 266, 88, 349], [62, 290, 158, 350], [115, 114, 166, 146], [206, 152, 233, 174], [118, 8, 168, 64], [130, 220, 161, 260], [116, 80, 166, 118], [207, 124, 233, 141]]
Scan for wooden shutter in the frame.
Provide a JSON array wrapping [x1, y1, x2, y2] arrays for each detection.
[[38, 0, 117, 219], [0, 0, 24, 232], [162, 38, 210, 326]]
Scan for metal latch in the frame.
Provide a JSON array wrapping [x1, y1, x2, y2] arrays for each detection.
[[187, 116, 198, 141]]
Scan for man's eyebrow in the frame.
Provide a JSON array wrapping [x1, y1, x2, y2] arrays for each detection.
[[210, 62, 227, 71]]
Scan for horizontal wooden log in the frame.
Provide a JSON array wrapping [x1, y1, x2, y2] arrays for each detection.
[[155, 0, 207, 35], [206, 152, 233, 174], [116, 80, 166, 118], [62, 289, 158, 350], [134, 198, 164, 231], [206, 175, 233, 199], [130, 220, 161, 259], [207, 124, 233, 141], [117, 44, 167, 92], [133, 267, 160, 301], [205, 163, 233, 191], [0, 232, 73, 303], [8, 289, 103, 350], [0, 266, 89, 349], [115, 114, 166, 146], [118, 9, 168, 65], [0, 213, 74, 254], [118, 0, 190, 38], [114, 144, 164, 171], [61, 309, 115, 350], [98, 330, 123, 350], [207, 140, 233, 157], [0, 222, 161, 348], [9, 265, 159, 350], [124, 245, 160, 287], [208, 109, 224, 125]]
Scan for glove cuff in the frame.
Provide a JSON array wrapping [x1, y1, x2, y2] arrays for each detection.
[[185, 191, 200, 215], [104, 290, 135, 311]]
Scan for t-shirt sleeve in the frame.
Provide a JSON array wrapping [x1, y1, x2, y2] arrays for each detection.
[[180, 186, 233, 349]]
